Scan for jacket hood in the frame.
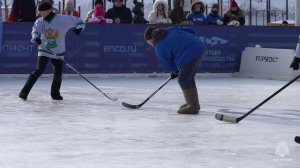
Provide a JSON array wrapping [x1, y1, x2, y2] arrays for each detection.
[[173, 0, 185, 9], [132, 0, 144, 15], [153, 0, 169, 13], [191, 0, 204, 13]]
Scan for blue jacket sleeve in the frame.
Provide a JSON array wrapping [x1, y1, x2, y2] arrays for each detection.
[[155, 47, 179, 74], [179, 27, 197, 35]]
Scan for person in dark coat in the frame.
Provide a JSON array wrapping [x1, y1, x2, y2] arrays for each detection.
[[132, 0, 148, 24], [223, 0, 245, 26], [105, 0, 132, 24], [169, 0, 186, 25], [8, 0, 36, 22], [144, 26, 207, 115], [205, 3, 223, 25]]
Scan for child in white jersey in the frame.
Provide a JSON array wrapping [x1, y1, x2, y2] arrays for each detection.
[[19, 2, 85, 100]]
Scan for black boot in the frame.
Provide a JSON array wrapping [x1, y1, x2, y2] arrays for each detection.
[[51, 79, 63, 100], [19, 74, 38, 100], [295, 136, 300, 144]]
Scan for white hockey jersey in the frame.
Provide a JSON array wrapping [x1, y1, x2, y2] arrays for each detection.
[[296, 35, 300, 59], [31, 13, 85, 59]]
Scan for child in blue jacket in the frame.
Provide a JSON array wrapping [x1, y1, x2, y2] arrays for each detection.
[[205, 3, 223, 25], [144, 26, 206, 114], [186, 0, 206, 25]]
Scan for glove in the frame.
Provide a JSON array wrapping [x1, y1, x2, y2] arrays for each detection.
[[290, 57, 300, 70], [170, 73, 178, 79], [216, 20, 223, 25], [73, 28, 83, 36], [31, 38, 41, 45]]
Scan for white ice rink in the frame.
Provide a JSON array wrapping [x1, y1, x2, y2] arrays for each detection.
[[0, 75, 299, 168]]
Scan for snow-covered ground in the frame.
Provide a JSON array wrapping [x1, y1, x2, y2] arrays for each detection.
[[0, 75, 299, 168]]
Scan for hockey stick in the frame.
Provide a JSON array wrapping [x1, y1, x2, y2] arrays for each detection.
[[55, 56, 118, 102], [122, 77, 173, 109], [215, 74, 300, 123]]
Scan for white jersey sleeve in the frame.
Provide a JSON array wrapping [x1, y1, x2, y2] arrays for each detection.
[[296, 35, 300, 58], [31, 18, 43, 40]]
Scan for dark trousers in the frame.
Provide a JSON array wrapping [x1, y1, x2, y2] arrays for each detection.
[[178, 50, 206, 90], [32, 56, 63, 81], [20, 56, 63, 97]]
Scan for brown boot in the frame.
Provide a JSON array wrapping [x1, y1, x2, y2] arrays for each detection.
[[177, 87, 200, 114]]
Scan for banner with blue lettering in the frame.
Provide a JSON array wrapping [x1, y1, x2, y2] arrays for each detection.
[[0, 23, 299, 74]]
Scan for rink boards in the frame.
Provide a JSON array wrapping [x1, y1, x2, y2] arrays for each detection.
[[0, 23, 299, 74]]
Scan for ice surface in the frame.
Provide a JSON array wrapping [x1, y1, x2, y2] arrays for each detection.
[[0, 75, 299, 168]]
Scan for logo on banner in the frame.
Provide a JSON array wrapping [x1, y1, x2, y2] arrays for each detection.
[[199, 36, 229, 47], [256, 56, 279, 63]]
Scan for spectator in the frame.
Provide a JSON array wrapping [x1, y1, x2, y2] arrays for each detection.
[[0, 0, 2, 21], [105, 0, 132, 24], [61, 0, 80, 17], [40, 0, 59, 14], [148, 0, 171, 24], [88, 6, 107, 24], [132, 0, 148, 24], [205, 3, 223, 25], [281, 20, 289, 26], [223, 0, 245, 26], [186, 0, 206, 25], [169, 0, 186, 25], [8, 0, 36, 22], [85, 0, 103, 23]]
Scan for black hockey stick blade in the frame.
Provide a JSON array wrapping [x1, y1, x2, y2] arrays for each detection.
[[122, 77, 172, 109], [215, 74, 300, 124], [121, 102, 143, 109], [215, 113, 239, 124], [295, 136, 300, 144]]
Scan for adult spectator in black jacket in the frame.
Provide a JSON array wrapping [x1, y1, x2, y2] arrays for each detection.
[[106, 0, 132, 24], [8, 0, 36, 22], [223, 0, 245, 26], [132, 0, 148, 24]]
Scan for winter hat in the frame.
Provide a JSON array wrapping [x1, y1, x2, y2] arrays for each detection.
[[191, 0, 204, 13], [133, 0, 144, 9], [230, 0, 238, 8], [95, 0, 104, 6], [211, 3, 219, 10], [38, 2, 52, 11], [144, 26, 157, 40], [95, 6, 104, 17]]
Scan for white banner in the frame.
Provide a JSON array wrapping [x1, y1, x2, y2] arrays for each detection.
[[237, 47, 299, 80]]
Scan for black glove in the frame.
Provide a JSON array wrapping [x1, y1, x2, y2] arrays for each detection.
[[170, 73, 178, 79], [35, 38, 42, 45], [290, 57, 300, 70], [73, 28, 83, 36]]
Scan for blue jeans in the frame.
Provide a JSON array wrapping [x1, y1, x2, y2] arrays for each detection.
[[177, 51, 205, 90]]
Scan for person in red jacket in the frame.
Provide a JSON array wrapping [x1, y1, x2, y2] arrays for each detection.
[[61, 0, 80, 17]]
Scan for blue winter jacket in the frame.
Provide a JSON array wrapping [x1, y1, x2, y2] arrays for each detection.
[[205, 13, 223, 25], [154, 27, 206, 74], [186, 13, 206, 25]]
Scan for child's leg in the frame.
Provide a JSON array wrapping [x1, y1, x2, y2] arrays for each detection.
[[19, 56, 49, 100], [50, 58, 63, 100], [177, 54, 204, 114]]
